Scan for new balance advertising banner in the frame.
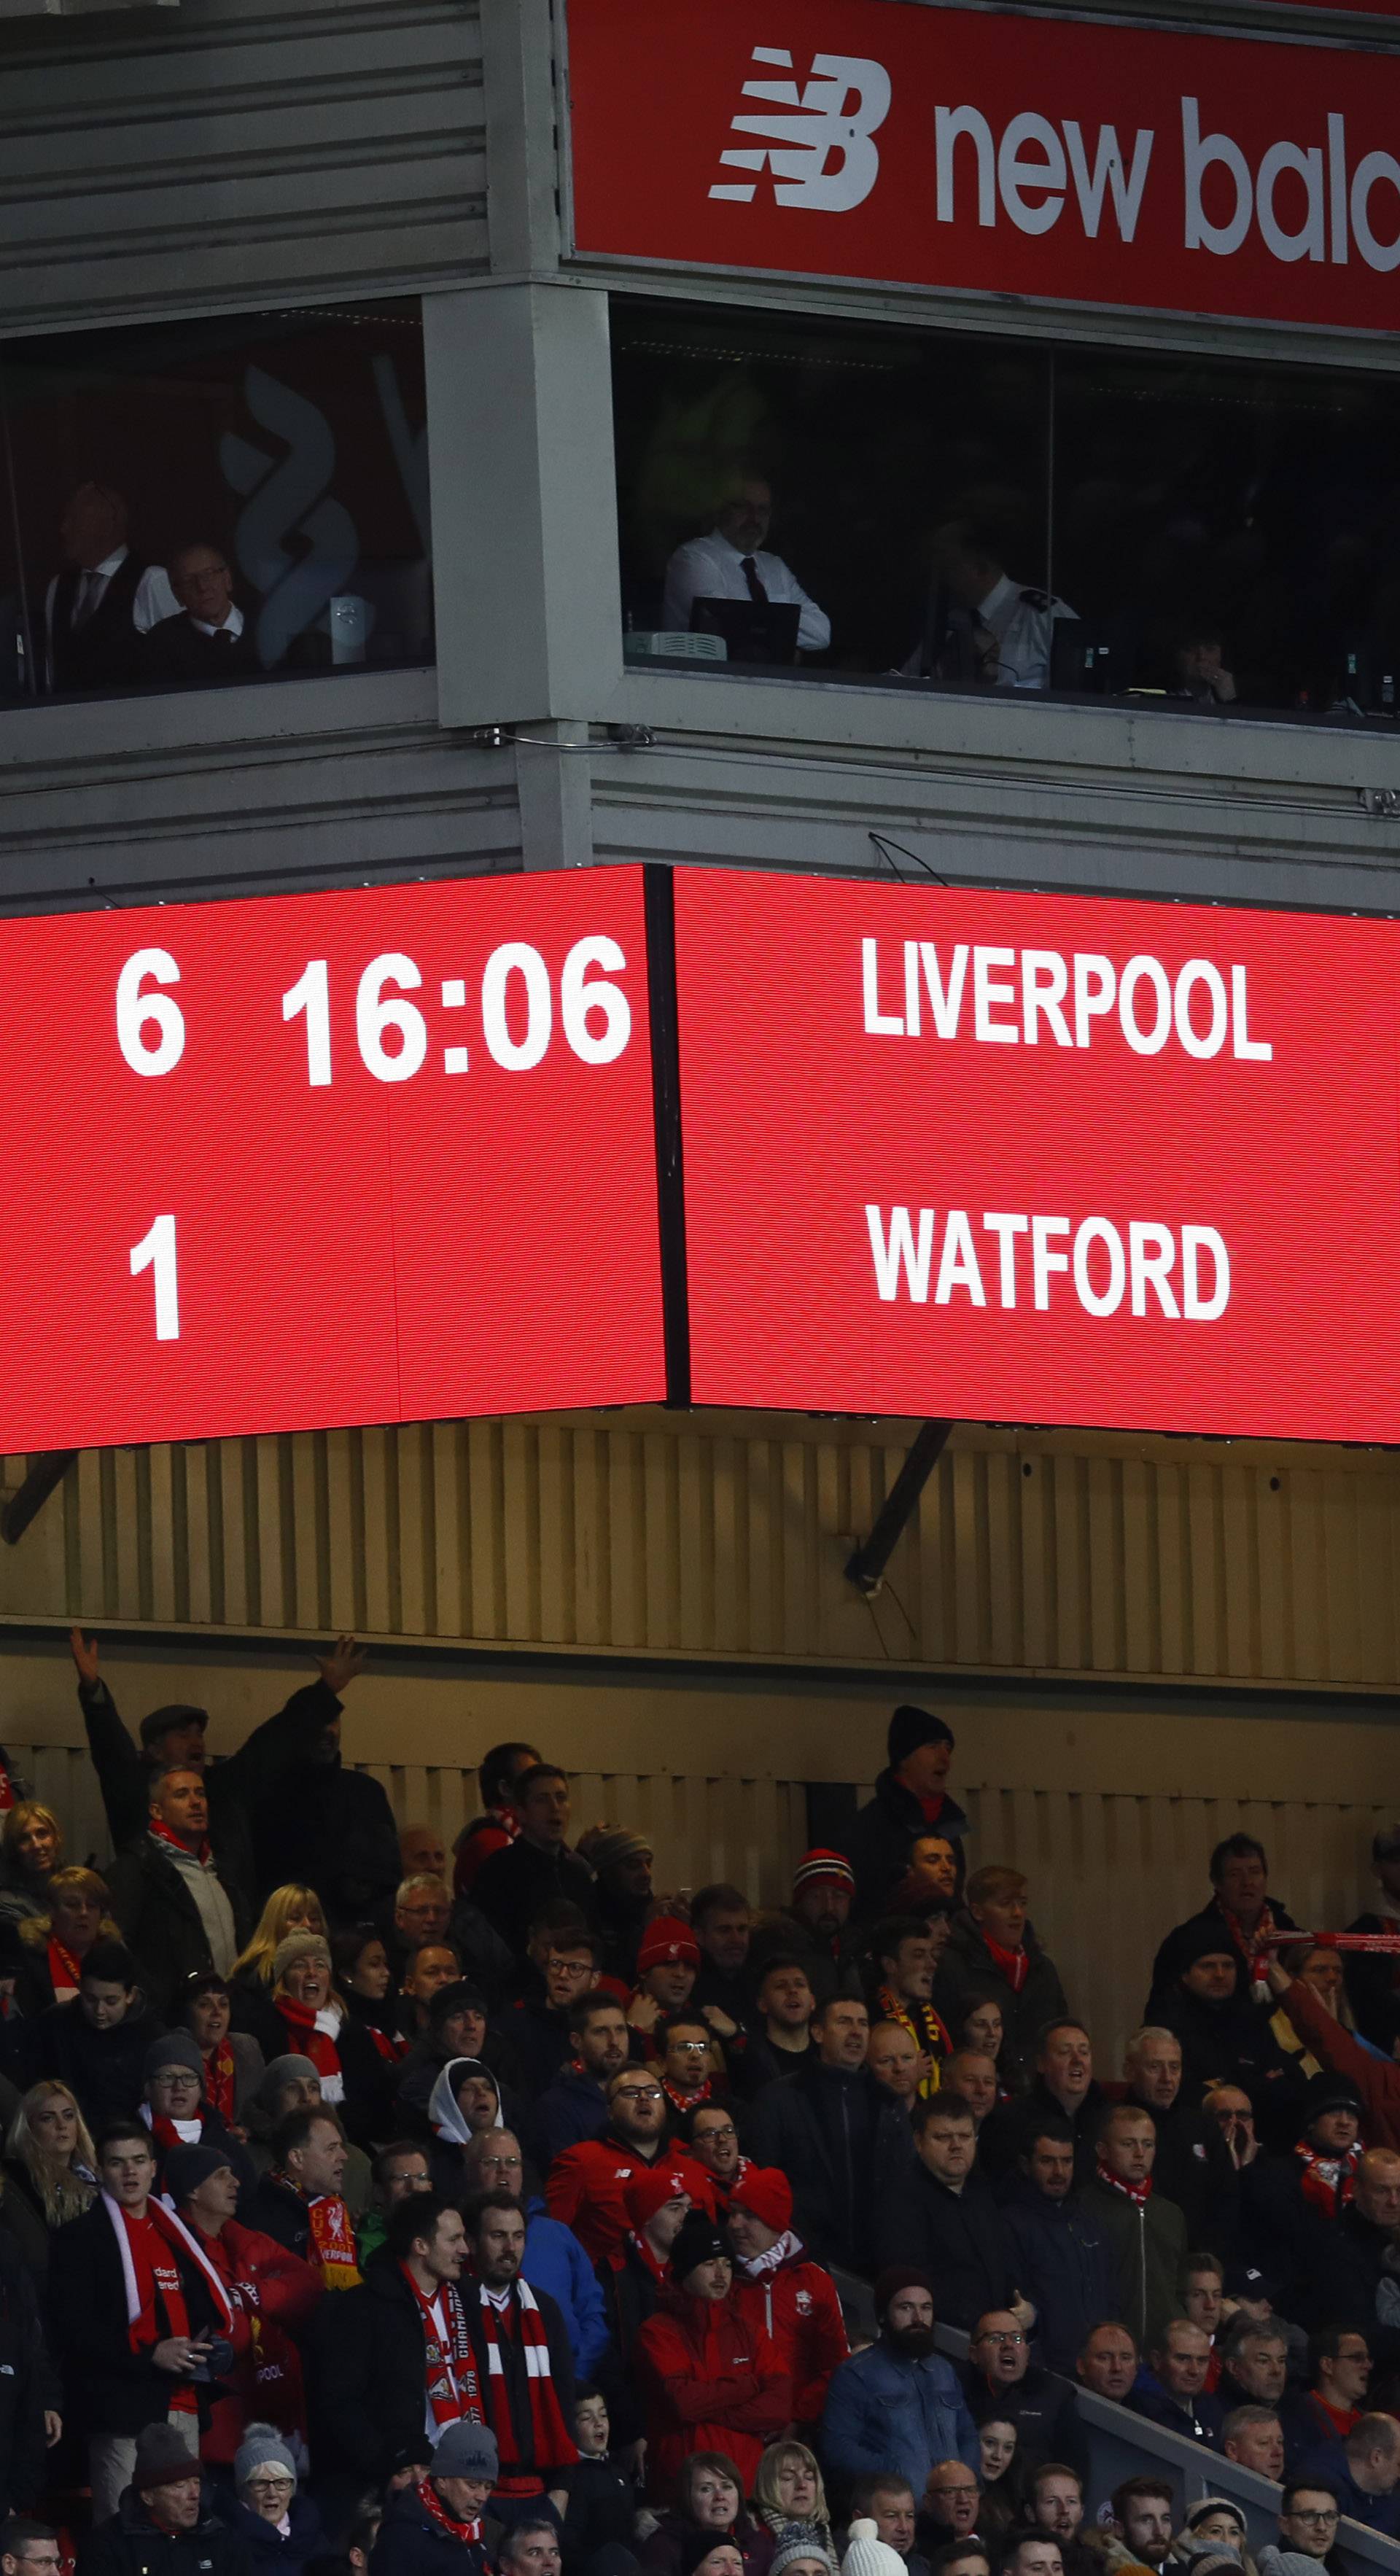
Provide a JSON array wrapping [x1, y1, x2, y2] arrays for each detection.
[[566, 0, 1400, 332], [670, 873, 1400, 1441]]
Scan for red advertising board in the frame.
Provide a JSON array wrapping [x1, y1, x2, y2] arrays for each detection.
[[672, 871, 1400, 1441], [0, 871, 664, 1450], [566, 0, 1400, 332]]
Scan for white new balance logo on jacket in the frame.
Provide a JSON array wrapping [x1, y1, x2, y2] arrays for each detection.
[[709, 45, 891, 209]]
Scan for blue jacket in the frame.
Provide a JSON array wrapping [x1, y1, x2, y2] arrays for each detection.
[[213, 2491, 325, 2576], [822, 2338, 979, 2496], [525, 2195, 610, 2376], [999, 2174, 1121, 2374], [531, 2065, 611, 2167]]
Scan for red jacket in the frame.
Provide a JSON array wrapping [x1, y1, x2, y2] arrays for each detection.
[[192, 2215, 322, 2462], [1280, 1977, 1400, 2152], [633, 2286, 791, 2499], [733, 2246, 848, 2429], [545, 2138, 714, 2265]]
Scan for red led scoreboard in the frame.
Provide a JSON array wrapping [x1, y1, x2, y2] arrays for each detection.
[[0, 870, 665, 1450]]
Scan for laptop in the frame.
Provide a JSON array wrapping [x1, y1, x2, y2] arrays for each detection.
[[689, 596, 801, 666]]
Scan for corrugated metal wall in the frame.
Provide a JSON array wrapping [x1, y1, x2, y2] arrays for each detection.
[[0, 0, 485, 330], [8, 1412, 1400, 1694]]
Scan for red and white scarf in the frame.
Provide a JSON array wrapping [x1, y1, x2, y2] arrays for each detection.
[[1217, 1898, 1280, 2002], [140, 2102, 205, 2157], [47, 1937, 82, 2004], [149, 1813, 211, 1867], [402, 2265, 483, 2433], [1095, 2156, 1153, 2209], [105, 2189, 233, 2414], [477, 2279, 578, 2490], [982, 1934, 1028, 1995], [662, 2075, 712, 2115], [419, 2478, 483, 2545], [276, 1998, 345, 2104], [203, 2040, 237, 2125], [1296, 2139, 1362, 2214]]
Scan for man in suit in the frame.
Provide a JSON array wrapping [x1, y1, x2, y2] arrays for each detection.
[[139, 545, 259, 685], [44, 483, 176, 691]]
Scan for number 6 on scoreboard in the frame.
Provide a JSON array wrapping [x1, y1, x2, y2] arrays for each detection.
[[130, 1214, 180, 1342]]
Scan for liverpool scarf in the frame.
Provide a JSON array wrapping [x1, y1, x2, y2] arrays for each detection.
[[106, 2190, 230, 2416], [661, 2076, 712, 2115], [203, 2040, 237, 2124], [271, 2176, 360, 2288], [1296, 2139, 1361, 2214], [982, 1934, 1029, 1994], [47, 1937, 82, 2003], [402, 2265, 483, 2432], [276, 1997, 346, 2104], [478, 2279, 577, 2488], [1095, 2156, 1152, 2209], [1217, 1899, 1280, 2002]]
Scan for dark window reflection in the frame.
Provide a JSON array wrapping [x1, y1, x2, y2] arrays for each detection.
[[0, 300, 432, 707], [612, 295, 1400, 723]]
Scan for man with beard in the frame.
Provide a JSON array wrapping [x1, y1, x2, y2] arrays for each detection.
[[1000, 2119, 1119, 2376], [545, 2065, 711, 2264], [750, 1853, 863, 2012], [1102, 2480, 1174, 2576], [690, 1885, 755, 2031], [736, 1958, 819, 2100], [580, 1829, 653, 1991], [823, 2268, 979, 2497], [529, 1995, 631, 2165]]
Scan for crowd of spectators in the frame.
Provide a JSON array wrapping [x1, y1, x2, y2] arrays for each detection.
[[0, 1650, 1392, 2576]]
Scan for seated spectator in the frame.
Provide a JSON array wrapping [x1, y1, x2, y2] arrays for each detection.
[[228, 1888, 329, 2057], [1258, 2483, 1346, 2576], [750, 1995, 911, 2273], [1297, 2413, 1400, 2536], [79, 2424, 243, 2576], [841, 1710, 966, 1924], [1150, 1836, 1299, 2020], [1097, 2479, 1175, 2576], [50, 2120, 221, 2518], [629, 1923, 702, 2050], [1171, 631, 1237, 709], [735, 1960, 818, 2101], [919, 2464, 984, 2554], [214, 2422, 325, 2575], [638, 2449, 774, 2576], [1000, 2116, 1119, 2376], [580, 1829, 655, 1995], [370, 2416, 497, 2576], [459, 2193, 579, 2512], [563, 2383, 636, 2575], [979, 2026, 1100, 2185], [1344, 1827, 1400, 2054], [453, 1742, 541, 1897], [355, 2136, 431, 2263], [749, 1856, 863, 2016], [456, 2130, 607, 2382], [176, 1972, 265, 2127], [494, 2524, 564, 2576], [752, 2446, 838, 2571], [2, 2079, 95, 2268], [661, 469, 831, 656], [427, 2058, 508, 2195], [332, 1927, 406, 2069], [500, 1930, 602, 2098], [1074, 2322, 1138, 2404], [1120, 2028, 1239, 2249], [866, 2024, 928, 2117], [868, 1919, 952, 2093], [249, 2107, 361, 2288], [843, 2478, 928, 2576], [993, 2540, 1059, 2576], [1025, 2470, 1097, 2576], [680, 2101, 751, 2219], [532, 1994, 633, 2168], [1128, 2319, 1215, 2444], [140, 547, 259, 685], [137, 2032, 253, 2200], [1164, 2497, 1252, 2576], [634, 2209, 789, 2500], [1301, 2327, 1372, 2451], [16, 1865, 119, 2015], [42, 483, 179, 695], [0, 1809, 61, 1931], [691, 1886, 755, 2035], [822, 2267, 978, 2502], [1084, 2104, 1188, 2352], [263, 1933, 384, 2144], [310, 2190, 476, 2488], [941, 2056, 999, 2132], [0, 2524, 61, 2576], [546, 2064, 703, 2264], [975, 2424, 1019, 2542], [164, 2144, 319, 2472], [105, 1766, 250, 2018], [902, 503, 1076, 693], [20, 1941, 160, 2133], [1218, 2405, 1286, 2481], [728, 2165, 849, 2436], [933, 1876, 1069, 2091], [874, 2096, 1021, 2330], [472, 1767, 597, 1958], [959, 2314, 1083, 2474]]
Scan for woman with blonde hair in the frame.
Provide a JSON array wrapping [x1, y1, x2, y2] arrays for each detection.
[[2, 2078, 96, 2272], [266, 1931, 382, 2143], [16, 1865, 118, 2012], [0, 1803, 61, 1927], [751, 2447, 837, 2571], [230, 1886, 328, 2056]]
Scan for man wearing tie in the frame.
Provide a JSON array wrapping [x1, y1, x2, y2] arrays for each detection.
[[139, 543, 259, 686], [662, 469, 831, 653], [44, 483, 178, 692]]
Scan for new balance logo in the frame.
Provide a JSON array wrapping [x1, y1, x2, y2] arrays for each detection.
[[709, 45, 891, 211]]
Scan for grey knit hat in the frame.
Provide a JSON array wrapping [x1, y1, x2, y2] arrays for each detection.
[[431, 2420, 499, 2483], [771, 2529, 831, 2576], [234, 2423, 298, 2493], [144, 2031, 204, 2082]]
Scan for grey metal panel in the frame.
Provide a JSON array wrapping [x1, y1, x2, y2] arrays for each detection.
[[0, 0, 486, 332]]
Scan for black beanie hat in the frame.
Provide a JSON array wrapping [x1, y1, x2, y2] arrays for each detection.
[[1169, 1918, 1241, 1977], [1300, 2069, 1364, 2126], [671, 2209, 731, 2284], [680, 2532, 739, 2576], [166, 2141, 236, 2203], [887, 1705, 954, 1768]]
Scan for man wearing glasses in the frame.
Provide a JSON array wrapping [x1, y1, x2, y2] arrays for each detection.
[[498, 1936, 602, 2096], [1266, 2484, 1348, 2576], [544, 2067, 712, 2264], [960, 2311, 1086, 2477]]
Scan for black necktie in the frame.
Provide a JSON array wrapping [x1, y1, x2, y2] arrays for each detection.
[[740, 555, 769, 606]]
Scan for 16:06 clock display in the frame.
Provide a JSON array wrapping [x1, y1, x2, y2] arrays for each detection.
[[1, 869, 665, 1451]]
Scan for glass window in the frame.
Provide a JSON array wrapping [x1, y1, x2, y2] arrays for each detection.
[[612, 294, 1400, 724], [0, 300, 431, 707]]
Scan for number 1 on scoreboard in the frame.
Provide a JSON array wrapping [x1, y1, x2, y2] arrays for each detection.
[[130, 1214, 180, 1342]]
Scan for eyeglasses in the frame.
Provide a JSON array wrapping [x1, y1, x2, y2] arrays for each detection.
[[930, 2484, 979, 2499], [698, 2122, 737, 2142], [672, 2039, 712, 2055], [979, 2330, 1025, 2346], [546, 1957, 594, 1980], [1289, 2512, 1339, 2529], [615, 2084, 663, 2101]]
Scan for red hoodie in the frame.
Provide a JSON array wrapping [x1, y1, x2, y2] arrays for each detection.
[[545, 2139, 714, 2265], [634, 2287, 791, 2499], [733, 2245, 849, 2430]]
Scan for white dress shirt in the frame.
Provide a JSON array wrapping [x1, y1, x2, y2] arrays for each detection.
[[661, 527, 831, 653], [975, 571, 1078, 691], [189, 602, 244, 641], [44, 545, 179, 682]]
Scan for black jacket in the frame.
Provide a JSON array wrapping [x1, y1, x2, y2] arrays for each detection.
[[1148, 1899, 1299, 2019], [20, 1998, 166, 2134], [841, 1771, 970, 1921], [464, 2276, 575, 2481], [747, 2058, 914, 2271], [1126, 2090, 1240, 2251], [958, 2357, 1086, 2475], [872, 2165, 1016, 2329], [80, 2489, 252, 2576], [104, 1836, 253, 2022], [308, 2244, 467, 2480], [139, 614, 260, 685], [998, 2174, 1120, 2373], [563, 2453, 637, 2576], [251, 1747, 402, 1930], [371, 2483, 491, 2576], [932, 1916, 1070, 2089], [471, 1838, 598, 1960], [1128, 2373, 1216, 2444], [47, 554, 149, 695], [78, 1671, 341, 1888], [1344, 1912, 1400, 2052], [979, 2080, 1108, 2189], [49, 2196, 224, 2437], [1154, 1987, 1307, 2135], [0, 2229, 52, 2513]]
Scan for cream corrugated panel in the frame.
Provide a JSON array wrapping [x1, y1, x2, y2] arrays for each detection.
[[5, 1415, 1400, 1691]]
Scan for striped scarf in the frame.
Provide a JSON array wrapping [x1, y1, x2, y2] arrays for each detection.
[[402, 2266, 483, 2432], [477, 2279, 578, 2489], [1296, 2139, 1362, 2214], [876, 1985, 952, 2094]]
